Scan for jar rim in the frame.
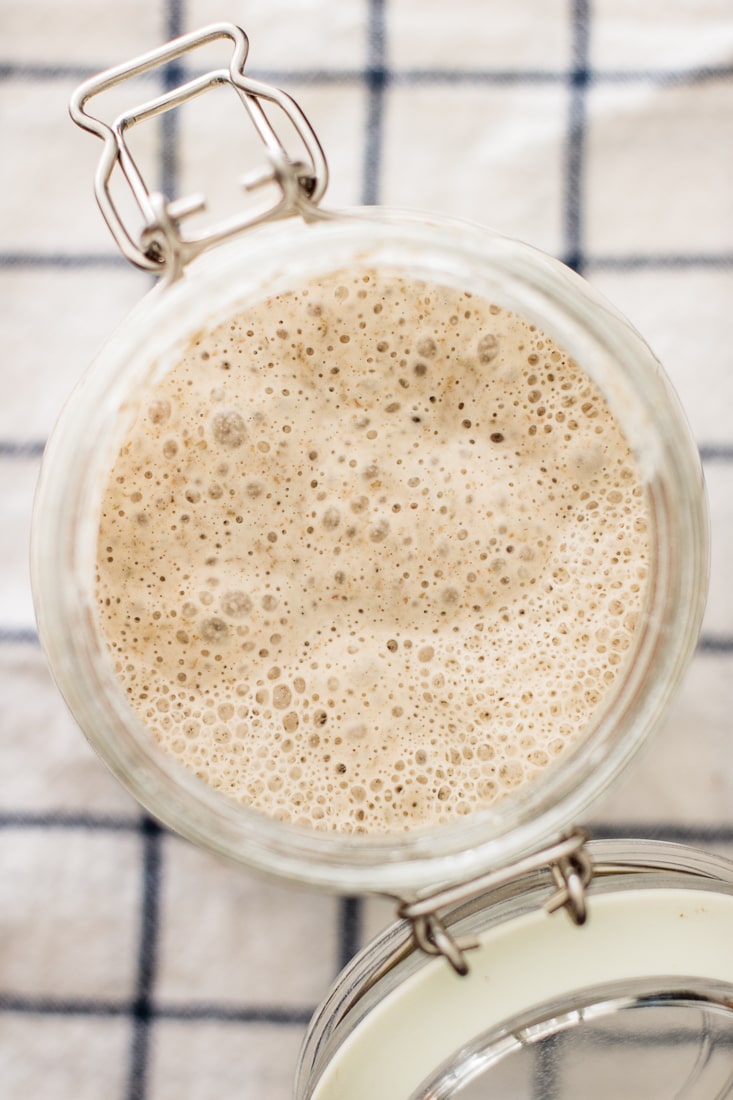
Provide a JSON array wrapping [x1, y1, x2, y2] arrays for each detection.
[[32, 209, 709, 893]]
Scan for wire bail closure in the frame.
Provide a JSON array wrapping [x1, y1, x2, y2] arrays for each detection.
[[70, 23, 329, 282], [397, 829, 594, 976]]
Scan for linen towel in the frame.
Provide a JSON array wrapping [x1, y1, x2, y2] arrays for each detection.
[[2, 2, 733, 1096]]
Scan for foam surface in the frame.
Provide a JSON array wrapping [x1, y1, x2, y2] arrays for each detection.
[[96, 269, 649, 832]]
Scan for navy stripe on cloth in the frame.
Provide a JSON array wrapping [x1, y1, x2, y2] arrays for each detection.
[[2, 3, 733, 1097]]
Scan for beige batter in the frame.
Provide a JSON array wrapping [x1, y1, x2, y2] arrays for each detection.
[[96, 268, 649, 833]]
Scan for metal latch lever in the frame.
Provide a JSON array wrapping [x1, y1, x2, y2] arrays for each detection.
[[396, 828, 594, 976], [70, 23, 329, 281]]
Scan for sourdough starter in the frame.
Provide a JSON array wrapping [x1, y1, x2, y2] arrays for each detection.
[[96, 268, 649, 832]]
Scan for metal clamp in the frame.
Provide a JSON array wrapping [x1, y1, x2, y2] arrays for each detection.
[[397, 829, 594, 976], [70, 23, 329, 281]]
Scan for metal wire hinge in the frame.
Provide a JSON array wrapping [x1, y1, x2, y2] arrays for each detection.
[[69, 23, 329, 282], [396, 829, 594, 976]]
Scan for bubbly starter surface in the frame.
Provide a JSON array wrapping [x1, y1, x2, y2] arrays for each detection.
[[96, 270, 649, 832]]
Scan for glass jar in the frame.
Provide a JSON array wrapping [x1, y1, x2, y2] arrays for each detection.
[[31, 204, 708, 896], [31, 25, 707, 903], [295, 839, 733, 1100]]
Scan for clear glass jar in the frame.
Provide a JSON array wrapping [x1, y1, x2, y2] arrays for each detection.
[[295, 839, 733, 1100], [31, 208, 708, 895]]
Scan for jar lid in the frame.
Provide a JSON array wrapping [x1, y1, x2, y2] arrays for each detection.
[[296, 841, 733, 1099]]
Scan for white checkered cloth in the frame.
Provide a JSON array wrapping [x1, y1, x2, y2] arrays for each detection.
[[2, 2, 733, 1097]]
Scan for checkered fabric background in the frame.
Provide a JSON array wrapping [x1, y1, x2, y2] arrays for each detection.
[[2, 1, 733, 1096]]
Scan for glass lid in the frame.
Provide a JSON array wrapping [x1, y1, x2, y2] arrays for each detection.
[[418, 978, 733, 1099], [296, 842, 733, 1100]]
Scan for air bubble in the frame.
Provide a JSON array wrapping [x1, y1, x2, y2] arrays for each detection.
[[212, 411, 246, 448], [477, 334, 499, 363], [222, 592, 252, 617], [369, 520, 389, 542], [200, 618, 229, 643], [148, 399, 171, 424], [273, 684, 292, 709]]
